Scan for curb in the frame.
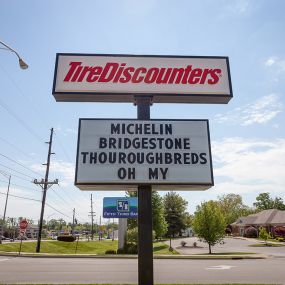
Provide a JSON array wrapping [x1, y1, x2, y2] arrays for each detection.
[[0, 251, 267, 260]]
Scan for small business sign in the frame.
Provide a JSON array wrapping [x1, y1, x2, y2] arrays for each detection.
[[75, 119, 213, 190], [53, 54, 232, 104], [103, 197, 138, 218]]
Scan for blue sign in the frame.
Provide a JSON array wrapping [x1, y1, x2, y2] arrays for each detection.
[[103, 197, 138, 218]]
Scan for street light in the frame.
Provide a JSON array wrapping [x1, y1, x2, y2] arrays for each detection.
[[0, 40, 28, 69]]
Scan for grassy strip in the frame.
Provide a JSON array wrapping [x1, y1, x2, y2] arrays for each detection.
[[0, 283, 279, 285], [198, 252, 255, 255], [249, 243, 285, 247], [0, 240, 177, 255]]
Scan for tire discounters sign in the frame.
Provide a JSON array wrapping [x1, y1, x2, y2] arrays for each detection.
[[53, 54, 232, 104], [75, 119, 213, 191]]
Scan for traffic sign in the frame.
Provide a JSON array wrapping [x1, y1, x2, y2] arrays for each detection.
[[19, 220, 28, 230]]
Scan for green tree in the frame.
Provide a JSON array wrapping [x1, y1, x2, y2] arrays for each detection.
[[126, 191, 168, 239], [254, 192, 285, 210], [163, 192, 188, 237], [152, 191, 168, 239], [218, 193, 255, 225], [193, 200, 226, 254], [259, 227, 270, 245]]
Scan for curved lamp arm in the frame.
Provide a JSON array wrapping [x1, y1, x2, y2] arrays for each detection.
[[0, 40, 28, 69]]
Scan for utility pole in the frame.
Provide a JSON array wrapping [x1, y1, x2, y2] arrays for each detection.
[[136, 96, 153, 285], [34, 128, 58, 253], [72, 208, 75, 235], [99, 215, 102, 241], [89, 194, 95, 240], [0, 174, 11, 244]]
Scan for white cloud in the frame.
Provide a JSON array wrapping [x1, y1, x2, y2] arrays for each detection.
[[265, 57, 276, 67], [264, 56, 285, 80], [214, 94, 282, 126], [212, 137, 285, 194], [226, 0, 250, 15]]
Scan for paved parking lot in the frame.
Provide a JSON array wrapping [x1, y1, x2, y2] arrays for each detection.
[[167, 236, 285, 257]]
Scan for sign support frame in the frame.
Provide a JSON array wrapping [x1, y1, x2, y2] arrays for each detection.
[[136, 96, 154, 285]]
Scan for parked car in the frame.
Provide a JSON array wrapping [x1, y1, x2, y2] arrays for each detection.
[[0, 236, 9, 240], [16, 236, 27, 240]]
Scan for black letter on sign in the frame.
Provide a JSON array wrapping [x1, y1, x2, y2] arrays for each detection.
[[149, 168, 159, 179], [81, 152, 89, 163], [160, 168, 168, 179], [118, 168, 127, 179], [118, 168, 136, 180], [128, 168, 136, 179]]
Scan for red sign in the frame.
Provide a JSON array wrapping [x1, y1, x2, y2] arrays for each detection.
[[53, 54, 233, 104], [19, 220, 28, 230]]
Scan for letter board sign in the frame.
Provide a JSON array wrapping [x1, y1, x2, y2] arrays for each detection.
[[53, 53, 232, 104], [103, 197, 138, 218], [75, 119, 214, 190]]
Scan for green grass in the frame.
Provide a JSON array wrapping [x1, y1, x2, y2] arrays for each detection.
[[249, 243, 285, 247], [199, 252, 255, 255], [0, 240, 177, 255], [1, 283, 279, 285]]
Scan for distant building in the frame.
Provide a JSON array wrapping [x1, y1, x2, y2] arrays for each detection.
[[25, 224, 39, 238], [231, 209, 285, 236]]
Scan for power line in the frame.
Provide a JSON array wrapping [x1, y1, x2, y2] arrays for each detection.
[[0, 63, 50, 130], [0, 97, 45, 144], [53, 131, 73, 163], [0, 136, 41, 162], [0, 178, 41, 192], [0, 152, 43, 177], [0, 163, 35, 179], [0, 191, 71, 219], [0, 169, 32, 183]]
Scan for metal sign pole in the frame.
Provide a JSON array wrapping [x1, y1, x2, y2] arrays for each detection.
[[136, 96, 154, 285]]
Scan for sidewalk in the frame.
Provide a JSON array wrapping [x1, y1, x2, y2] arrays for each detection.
[[0, 251, 266, 260]]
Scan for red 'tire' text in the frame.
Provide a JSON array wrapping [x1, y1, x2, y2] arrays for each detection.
[[63, 61, 222, 85]]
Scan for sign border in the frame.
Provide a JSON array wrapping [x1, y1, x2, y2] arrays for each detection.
[[53, 53, 233, 104], [74, 118, 214, 190]]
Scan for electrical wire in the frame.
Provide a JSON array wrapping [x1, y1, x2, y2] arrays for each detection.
[[0, 191, 71, 219], [0, 178, 42, 192], [0, 97, 45, 144], [0, 163, 35, 179], [0, 152, 43, 177]]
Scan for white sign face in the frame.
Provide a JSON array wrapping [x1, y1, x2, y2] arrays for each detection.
[[53, 54, 232, 104], [75, 119, 214, 191]]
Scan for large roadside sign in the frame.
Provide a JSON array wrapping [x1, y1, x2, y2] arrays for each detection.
[[75, 119, 213, 190], [53, 54, 232, 104], [103, 197, 138, 218]]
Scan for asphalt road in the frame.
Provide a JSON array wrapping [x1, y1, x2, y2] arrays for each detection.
[[0, 256, 284, 284]]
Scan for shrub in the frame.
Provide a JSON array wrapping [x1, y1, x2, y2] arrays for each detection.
[[244, 226, 258, 238], [126, 227, 155, 244], [117, 248, 125, 254], [126, 228, 138, 244], [57, 235, 76, 242], [277, 237, 284, 242], [274, 226, 285, 237], [105, 249, 117, 254], [180, 240, 187, 247], [126, 243, 138, 254]]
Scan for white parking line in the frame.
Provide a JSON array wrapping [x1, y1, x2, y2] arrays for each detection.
[[0, 258, 10, 262], [206, 265, 237, 270]]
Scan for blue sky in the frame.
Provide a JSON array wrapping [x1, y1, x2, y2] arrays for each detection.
[[0, 0, 284, 224]]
